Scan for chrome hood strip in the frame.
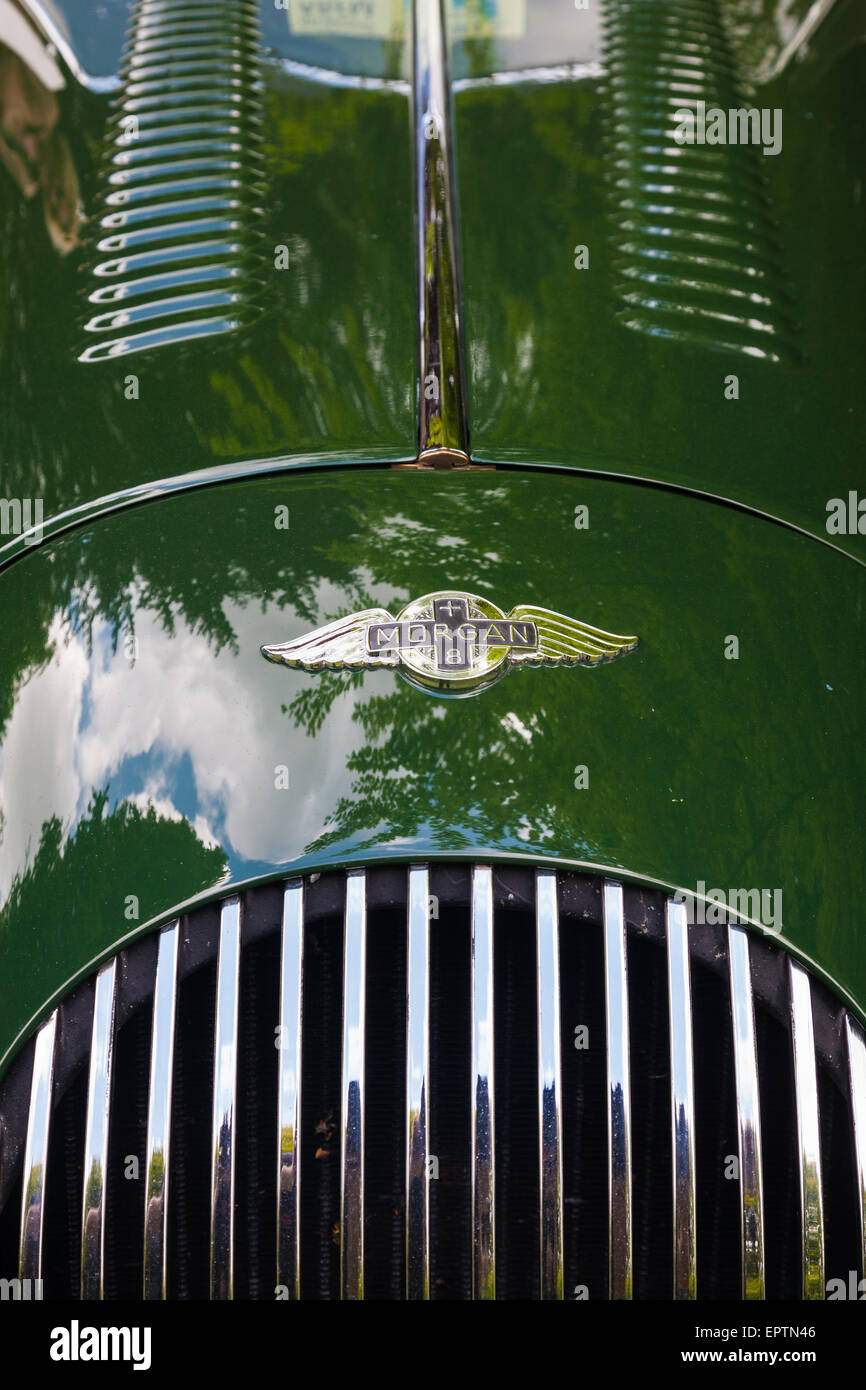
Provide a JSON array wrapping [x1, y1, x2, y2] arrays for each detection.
[[412, 0, 470, 465]]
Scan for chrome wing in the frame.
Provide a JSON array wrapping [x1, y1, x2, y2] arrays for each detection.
[[507, 605, 639, 665], [261, 608, 398, 671]]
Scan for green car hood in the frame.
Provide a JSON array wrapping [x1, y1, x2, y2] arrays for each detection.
[[0, 14, 418, 543], [0, 468, 864, 1073], [1, 0, 864, 557]]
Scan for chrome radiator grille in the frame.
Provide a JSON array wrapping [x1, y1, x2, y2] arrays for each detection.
[[0, 866, 864, 1300]]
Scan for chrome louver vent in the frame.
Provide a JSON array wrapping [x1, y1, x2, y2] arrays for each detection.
[[601, 0, 797, 362], [0, 866, 864, 1300], [79, 0, 266, 363]]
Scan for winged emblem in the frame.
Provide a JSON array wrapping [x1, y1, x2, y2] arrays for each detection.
[[262, 591, 638, 697]]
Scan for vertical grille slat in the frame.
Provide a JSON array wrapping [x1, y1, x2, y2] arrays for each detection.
[[340, 870, 366, 1301], [846, 1016, 866, 1274], [406, 865, 431, 1300], [666, 898, 696, 1300], [603, 880, 633, 1300], [3, 865, 864, 1301], [535, 870, 563, 1300], [427, 866, 471, 1299], [789, 960, 825, 1298], [471, 865, 495, 1300], [559, 875, 606, 1300], [277, 882, 303, 1301], [80, 961, 117, 1301], [234, 897, 281, 1299], [143, 923, 179, 1300], [362, 876, 408, 1298], [210, 896, 241, 1300], [727, 926, 766, 1299], [297, 879, 342, 1299], [18, 1013, 56, 1283]]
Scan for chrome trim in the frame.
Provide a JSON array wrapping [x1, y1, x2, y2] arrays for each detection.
[[86, 289, 244, 336], [406, 865, 430, 1299], [666, 898, 696, 1299], [453, 61, 605, 91], [134, 0, 261, 11], [81, 313, 252, 360], [143, 922, 179, 1300], [763, 0, 836, 81], [210, 895, 241, 1300], [341, 870, 366, 1300], [0, 447, 411, 576], [413, 0, 469, 462], [789, 960, 825, 1299], [106, 167, 250, 191], [86, 262, 248, 304], [96, 217, 247, 251], [118, 89, 256, 113], [81, 960, 117, 1300], [108, 145, 247, 171], [99, 193, 253, 230], [18, 1012, 56, 1282], [536, 870, 563, 1299], [603, 880, 632, 1299], [845, 1015, 866, 1277], [727, 926, 765, 1299], [471, 865, 495, 1299], [16, 0, 121, 93], [273, 55, 410, 94], [277, 881, 303, 1301]]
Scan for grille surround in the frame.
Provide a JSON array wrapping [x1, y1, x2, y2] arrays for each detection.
[[1, 864, 864, 1300]]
